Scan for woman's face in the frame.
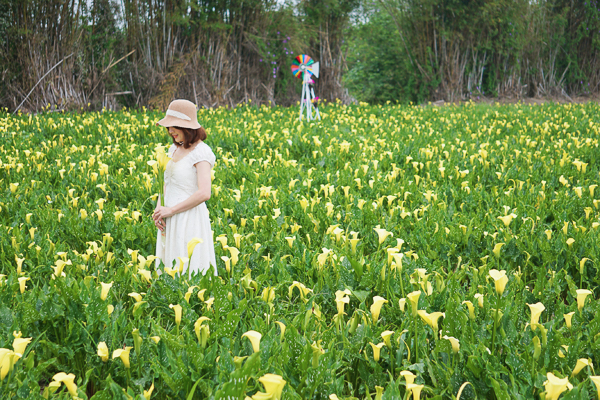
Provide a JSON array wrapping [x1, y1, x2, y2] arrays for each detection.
[[168, 126, 184, 143]]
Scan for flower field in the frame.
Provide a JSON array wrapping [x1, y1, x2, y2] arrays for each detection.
[[1, 101, 600, 399]]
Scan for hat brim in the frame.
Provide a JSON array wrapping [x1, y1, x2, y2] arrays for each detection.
[[156, 115, 201, 129]]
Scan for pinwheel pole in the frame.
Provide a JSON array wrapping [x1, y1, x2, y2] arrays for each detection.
[[292, 55, 320, 121]]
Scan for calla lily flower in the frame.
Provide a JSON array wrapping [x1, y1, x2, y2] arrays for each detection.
[[591, 376, 600, 397], [112, 347, 133, 368], [100, 281, 113, 301], [285, 236, 296, 248], [407, 291, 421, 316], [462, 300, 475, 319], [474, 293, 484, 308], [164, 266, 177, 278], [256, 373, 287, 400], [275, 321, 286, 342], [52, 372, 78, 397], [373, 226, 393, 244], [543, 372, 572, 400], [417, 310, 445, 338], [128, 292, 143, 302], [177, 257, 189, 273], [374, 386, 384, 400], [576, 289, 592, 310], [144, 382, 155, 399], [97, 342, 109, 362], [370, 296, 388, 323], [150, 336, 160, 344], [381, 330, 394, 348], [442, 335, 460, 353], [138, 269, 152, 283], [488, 269, 508, 295], [194, 317, 211, 341], [227, 246, 240, 266], [18, 277, 29, 293], [564, 312, 575, 328], [492, 243, 504, 258], [572, 358, 592, 376], [398, 298, 406, 311], [0, 349, 17, 380], [407, 383, 424, 400], [288, 281, 313, 302], [187, 237, 203, 259], [335, 290, 351, 315], [12, 337, 31, 356], [400, 370, 416, 384], [566, 238, 575, 248], [311, 341, 325, 367], [169, 304, 182, 326], [497, 213, 517, 227], [369, 342, 385, 361], [242, 330, 262, 353], [527, 302, 545, 329]]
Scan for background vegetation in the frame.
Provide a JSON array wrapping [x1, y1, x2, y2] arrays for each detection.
[[1, 0, 600, 109]]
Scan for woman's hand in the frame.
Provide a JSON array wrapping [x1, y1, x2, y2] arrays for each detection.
[[152, 206, 174, 231]]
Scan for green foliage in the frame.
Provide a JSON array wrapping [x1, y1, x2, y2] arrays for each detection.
[[1, 102, 600, 398]]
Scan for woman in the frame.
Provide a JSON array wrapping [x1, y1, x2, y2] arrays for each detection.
[[152, 99, 217, 278]]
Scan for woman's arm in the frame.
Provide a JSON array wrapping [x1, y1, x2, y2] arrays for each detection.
[[152, 161, 212, 221]]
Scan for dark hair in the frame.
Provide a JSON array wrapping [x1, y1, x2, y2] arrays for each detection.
[[167, 126, 207, 148]]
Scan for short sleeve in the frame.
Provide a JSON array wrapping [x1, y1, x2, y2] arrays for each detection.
[[167, 144, 177, 158], [190, 142, 216, 168]]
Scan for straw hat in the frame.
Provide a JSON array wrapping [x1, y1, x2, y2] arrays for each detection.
[[156, 99, 201, 129]]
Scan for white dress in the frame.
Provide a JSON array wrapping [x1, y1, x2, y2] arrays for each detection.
[[154, 141, 218, 278]]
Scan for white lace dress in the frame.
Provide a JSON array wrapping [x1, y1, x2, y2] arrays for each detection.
[[154, 141, 218, 278]]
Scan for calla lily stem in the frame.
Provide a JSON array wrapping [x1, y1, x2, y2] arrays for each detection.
[[491, 292, 501, 354]]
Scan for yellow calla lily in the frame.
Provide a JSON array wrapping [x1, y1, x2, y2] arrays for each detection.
[[576, 289, 592, 310], [335, 290, 351, 315], [0, 349, 16, 380], [194, 317, 211, 342], [97, 341, 109, 362], [169, 304, 182, 326], [370, 296, 388, 323], [112, 347, 133, 368], [564, 312, 575, 328], [144, 382, 155, 399], [543, 372, 572, 400], [407, 383, 424, 400], [407, 291, 421, 316], [591, 376, 600, 398], [99, 281, 113, 301], [12, 337, 31, 355], [492, 242, 504, 258], [369, 342, 385, 361], [442, 335, 460, 353], [187, 237, 203, 259], [381, 330, 394, 348], [488, 269, 508, 295], [242, 330, 262, 353], [497, 213, 517, 227], [52, 372, 78, 397], [373, 226, 393, 244], [18, 277, 29, 294], [400, 370, 416, 384], [252, 373, 287, 400], [527, 302, 545, 329], [128, 292, 143, 302], [462, 300, 475, 319], [288, 281, 313, 302], [572, 358, 592, 376], [417, 310, 445, 338]]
